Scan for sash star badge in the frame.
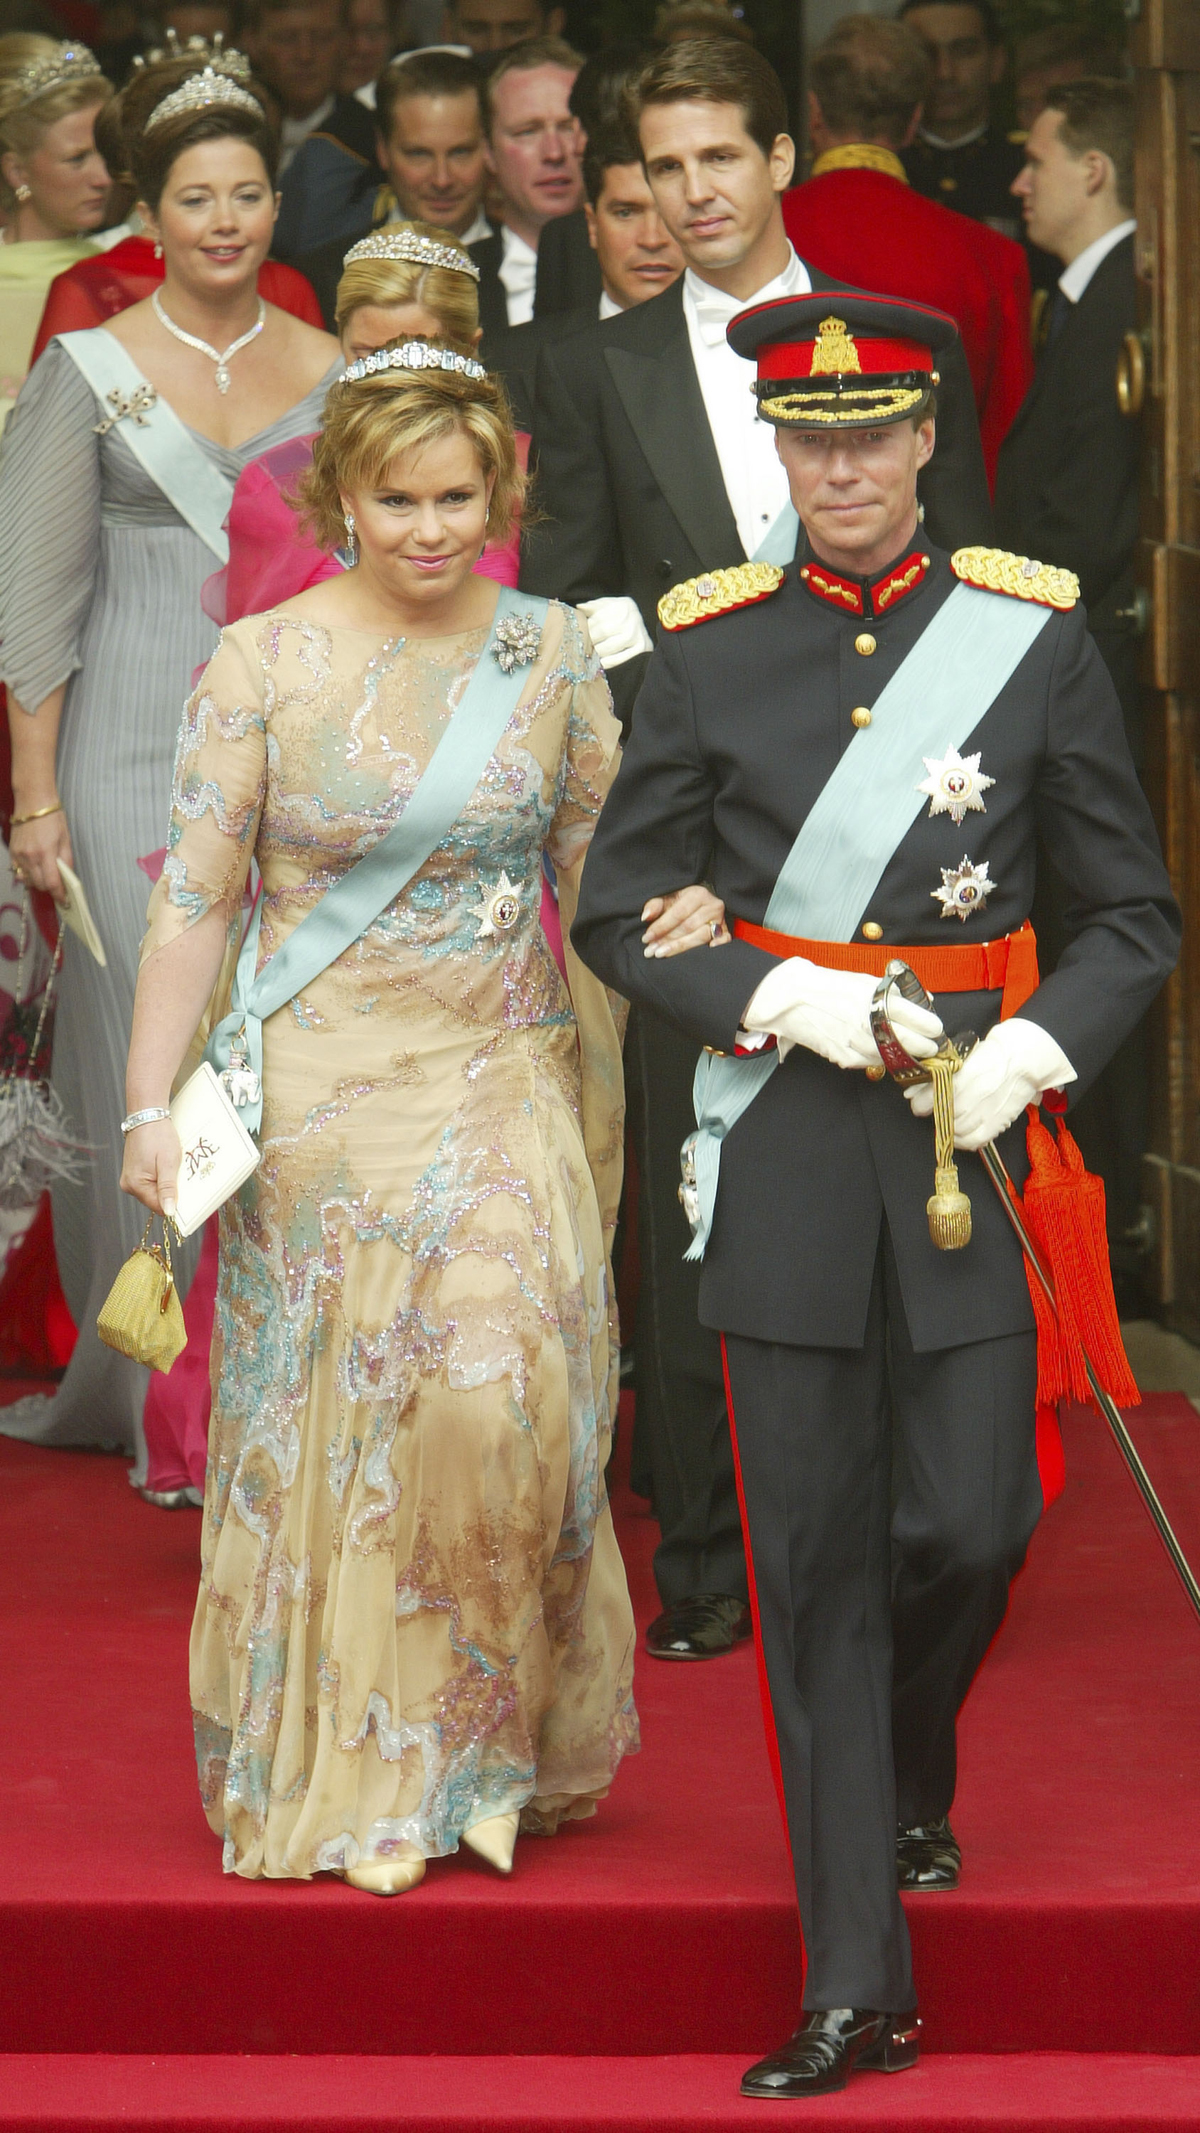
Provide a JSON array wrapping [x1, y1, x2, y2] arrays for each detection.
[[932, 855, 995, 922], [918, 746, 994, 825], [470, 869, 524, 940]]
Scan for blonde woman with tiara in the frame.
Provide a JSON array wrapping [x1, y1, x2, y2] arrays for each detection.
[[203, 221, 522, 627], [0, 35, 112, 415], [120, 348, 639, 1889]]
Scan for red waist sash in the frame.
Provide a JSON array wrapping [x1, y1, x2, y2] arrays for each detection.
[[732, 918, 1039, 1022]]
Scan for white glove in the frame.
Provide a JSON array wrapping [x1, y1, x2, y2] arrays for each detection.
[[578, 595, 654, 669], [744, 956, 944, 1071], [904, 1017, 1076, 1148]]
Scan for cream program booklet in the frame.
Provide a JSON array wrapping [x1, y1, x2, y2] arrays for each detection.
[[169, 1060, 260, 1237]]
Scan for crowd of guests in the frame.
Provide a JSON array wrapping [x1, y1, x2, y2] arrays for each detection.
[[0, 4, 1149, 1648]]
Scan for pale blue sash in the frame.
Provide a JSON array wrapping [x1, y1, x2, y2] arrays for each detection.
[[682, 581, 1053, 1258], [57, 329, 234, 561], [752, 501, 800, 565], [205, 587, 551, 1134]]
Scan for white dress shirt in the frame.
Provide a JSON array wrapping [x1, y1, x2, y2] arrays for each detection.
[[598, 289, 623, 320], [1058, 218, 1136, 304], [498, 226, 538, 326], [682, 246, 812, 559]]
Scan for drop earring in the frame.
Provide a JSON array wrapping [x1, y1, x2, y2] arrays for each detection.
[[344, 511, 357, 565], [153, 240, 162, 259]]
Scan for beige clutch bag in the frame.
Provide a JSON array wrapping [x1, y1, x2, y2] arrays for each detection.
[[169, 1059, 261, 1238], [96, 1216, 186, 1374]]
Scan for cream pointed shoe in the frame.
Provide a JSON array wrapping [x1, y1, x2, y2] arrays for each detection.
[[461, 1810, 519, 1874], [345, 1851, 426, 1895]]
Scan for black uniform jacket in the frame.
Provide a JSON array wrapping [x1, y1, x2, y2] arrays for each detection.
[[994, 235, 1138, 622], [519, 270, 993, 727], [572, 545, 1180, 1355]]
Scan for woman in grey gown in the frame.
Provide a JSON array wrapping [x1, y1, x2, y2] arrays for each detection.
[[0, 42, 339, 1484]]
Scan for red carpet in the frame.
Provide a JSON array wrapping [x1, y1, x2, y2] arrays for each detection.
[[1, 1395, 1200, 2120]]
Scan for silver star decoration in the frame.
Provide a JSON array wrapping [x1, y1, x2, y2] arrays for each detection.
[[493, 611, 542, 673], [469, 869, 525, 940], [918, 745, 994, 826], [932, 855, 996, 923]]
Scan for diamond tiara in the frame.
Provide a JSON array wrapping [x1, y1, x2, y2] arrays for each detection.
[[339, 340, 487, 385], [144, 63, 263, 132], [343, 230, 481, 281], [11, 41, 102, 112]]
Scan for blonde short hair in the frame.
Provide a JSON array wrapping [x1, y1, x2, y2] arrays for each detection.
[[298, 357, 524, 552], [0, 34, 111, 213], [334, 221, 481, 352]]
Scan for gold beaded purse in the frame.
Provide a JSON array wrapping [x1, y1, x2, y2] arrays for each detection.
[[96, 1215, 187, 1373]]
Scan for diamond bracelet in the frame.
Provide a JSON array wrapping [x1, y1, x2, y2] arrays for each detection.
[[121, 1107, 170, 1135]]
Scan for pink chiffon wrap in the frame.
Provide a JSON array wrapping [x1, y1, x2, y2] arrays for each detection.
[[201, 430, 523, 627]]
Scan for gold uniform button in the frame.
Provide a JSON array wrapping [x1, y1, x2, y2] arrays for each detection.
[[855, 632, 876, 655], [851, 705, 872, 729], [867, 1064, 887, 1081], [862, 921, 883, 941]]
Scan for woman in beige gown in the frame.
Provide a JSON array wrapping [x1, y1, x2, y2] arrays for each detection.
[[122, 348, 640, 1889]]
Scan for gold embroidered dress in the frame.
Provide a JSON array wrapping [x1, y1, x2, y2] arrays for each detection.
[[141, 598, 637, 1879]]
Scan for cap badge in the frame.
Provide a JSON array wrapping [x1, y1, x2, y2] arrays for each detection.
[[918, 747, 994, 826], [932, 856, 995, 922], [811, 317, 862, 375]]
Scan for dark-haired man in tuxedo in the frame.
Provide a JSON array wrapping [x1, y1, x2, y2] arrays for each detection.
[[521, 35, 994, 1670]]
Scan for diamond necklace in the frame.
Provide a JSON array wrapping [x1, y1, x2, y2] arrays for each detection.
[[152, 289, 265, 393]]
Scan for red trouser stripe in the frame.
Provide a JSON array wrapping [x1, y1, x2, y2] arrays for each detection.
[[720, 1334, 791, 1843]]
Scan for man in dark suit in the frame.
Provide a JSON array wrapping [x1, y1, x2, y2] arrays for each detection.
[[468, 35, 585, 348], [995, 78, 1143, 1298], [488, 119, 684, 429], [521, 36, 994, 1669], [295, 50, 492, 326], [572, 290, 1179, 2098], [996, 79, 1138, 742], [243, 0, 383, 259]]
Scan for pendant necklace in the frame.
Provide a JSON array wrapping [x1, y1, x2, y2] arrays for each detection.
[[152, 289, 265, 393]]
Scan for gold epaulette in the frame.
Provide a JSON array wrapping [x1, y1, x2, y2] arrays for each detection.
[[658, 562, 785, 632], [950, 545, 1079, 611]]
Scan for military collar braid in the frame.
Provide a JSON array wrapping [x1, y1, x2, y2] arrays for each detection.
[[798, 546, 932, 619]]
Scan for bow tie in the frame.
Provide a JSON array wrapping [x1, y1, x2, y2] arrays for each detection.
[[691, 290, 745, 350]]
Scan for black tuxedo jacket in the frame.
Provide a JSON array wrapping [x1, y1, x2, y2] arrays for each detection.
[[532, 209, 602, 317], [488, 305, 596, 432], [468, 229, 514, 351], [994, 235, 1138, 622], [572, 545, 1179, 1352], [519, 270, 994, 725]]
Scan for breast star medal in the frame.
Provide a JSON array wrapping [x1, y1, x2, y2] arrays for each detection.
[[918, 746, 994, 825], [470, 869, 524, 940], [492, 611, 542, 673], [932, 856, 995, 922]]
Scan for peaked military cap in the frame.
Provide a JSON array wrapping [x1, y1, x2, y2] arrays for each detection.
[[727, 290, 959, 429]]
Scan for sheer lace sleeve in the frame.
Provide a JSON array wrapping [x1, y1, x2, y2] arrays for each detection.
[[140, 621, 267, 967], [545, 609, 626, 1405]]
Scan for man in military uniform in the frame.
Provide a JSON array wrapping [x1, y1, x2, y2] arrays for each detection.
[[572, 292, 1179, 2098]]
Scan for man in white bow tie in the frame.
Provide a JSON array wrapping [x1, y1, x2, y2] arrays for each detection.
[[519, 32, 996, 1673]]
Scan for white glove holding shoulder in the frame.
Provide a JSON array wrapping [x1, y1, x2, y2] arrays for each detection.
[[578, 596, 654, 669], [904, 1017, 1076, 1148], [744, 956, 943, 1071]]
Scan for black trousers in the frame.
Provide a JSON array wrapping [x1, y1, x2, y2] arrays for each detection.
[[723, 1231, 1041, 2012], [624, 1003, 747, 1608]]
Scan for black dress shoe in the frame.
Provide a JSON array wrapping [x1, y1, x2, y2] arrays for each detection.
[[644, 1593, 752, 1659], [897, 1814, 962, 1890], [740, 2007, 921, 2098]]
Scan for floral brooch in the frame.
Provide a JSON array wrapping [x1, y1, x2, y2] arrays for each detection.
[[493, 611, 542, 673]]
